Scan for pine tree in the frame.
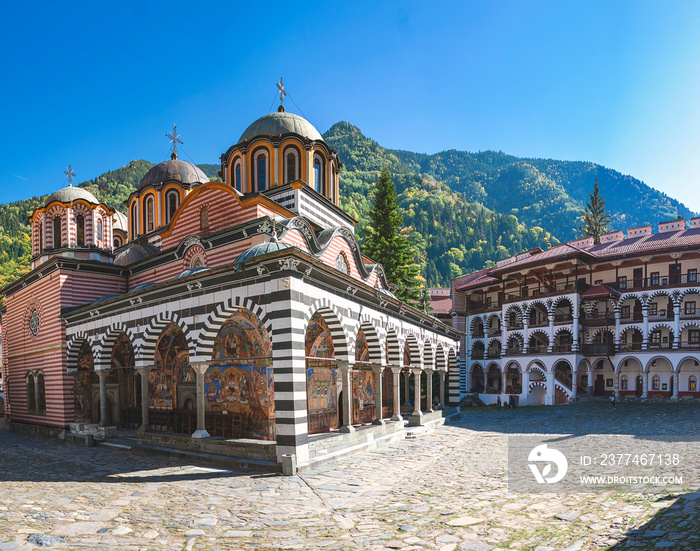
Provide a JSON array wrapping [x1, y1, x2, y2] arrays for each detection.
[[578, 179, 611, 244], [363, 167, 420, 303]]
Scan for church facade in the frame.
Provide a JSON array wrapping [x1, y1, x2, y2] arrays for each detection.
[[1, 107, 460, 468]]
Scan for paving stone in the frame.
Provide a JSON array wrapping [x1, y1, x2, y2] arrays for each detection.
[[221, 530, 253, 537], [446, 516, 484, 527]]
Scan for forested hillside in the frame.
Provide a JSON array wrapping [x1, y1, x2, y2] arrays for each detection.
[[0, 121, 694, 292]]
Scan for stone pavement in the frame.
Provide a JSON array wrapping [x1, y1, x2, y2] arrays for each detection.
[[1, 402, 699, 550]]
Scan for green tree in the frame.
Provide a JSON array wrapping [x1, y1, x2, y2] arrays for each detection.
[[418, 287, 433, 314], [363, 167, 420, 302], [578, 179, 611, 244]]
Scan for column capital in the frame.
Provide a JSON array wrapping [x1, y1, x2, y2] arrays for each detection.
[[390, 365, 403, 375], [190, 362, 209, 375], [411, 368, 423, 376], [95, 369, 110, 380]]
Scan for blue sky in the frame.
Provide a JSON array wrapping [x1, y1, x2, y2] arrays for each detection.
[[3, 1, 700, 211]]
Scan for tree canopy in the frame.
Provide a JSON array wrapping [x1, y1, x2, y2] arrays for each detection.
[[578, 179, 612, 244]]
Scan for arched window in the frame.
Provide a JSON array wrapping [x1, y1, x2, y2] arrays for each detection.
[[39, 223, 43, 253], [166, 190, 179, 223], [96, 217, 103, 243], [652, 374, 660, 390], [336, 253, 349, 275], [313, 159, 322, 193], [131, 202, 138, 237], [254, 151, 268, 191], [620, 375, 628, 390], [284, 147, 299, 184], [76, 213, 85, 247], [200, 206, 209, 230], [143, 195, 155, 233], [690, 375, 697, 392], [191, 256, 204, 269], [36, 371, 46, 412], [113, 236, 122, 249], [26, 372, 36, 412], [234, 161, 242, 192], [53, 216, 62, 248]]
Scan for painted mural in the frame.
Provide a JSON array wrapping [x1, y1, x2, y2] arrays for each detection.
[[382, 367, 394, 418], [306, 312, 338, 433], [74, 341, 96, 422], [208, 309, 275, 439], [110, 332, 139, 422], [150, 323, 190, 408], [404, 345, 412, 367], [353, 330, 375, 423]]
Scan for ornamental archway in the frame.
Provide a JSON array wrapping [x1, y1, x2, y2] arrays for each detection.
[[306, 312, 339, 434], [74, 341, 98, 423], [207, 309, 274, 439], [109, 332, 140, 428]]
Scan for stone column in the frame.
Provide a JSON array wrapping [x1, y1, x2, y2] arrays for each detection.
[[587, 370, 594, 396], [191, 363, 210, 439], [501, 370, 507, 395], [408, 368, 423, 426], [614, 371, 620, 398], [339, 363, 355, 433], [97, 370, 109, 427], [391, 367, 403, 422], [572, 313, 580, 352], [425, 369, 434, 413], [372, 365, 385, 425], [673, 304, 681, 349], [523, 319, 530, 354], [136, 367, 152, 433], [521, 369, 530, 405], [403, 371, 411, 407], [642, 305, 649, 350], [439, 370, 446, 409], [547, 312, 554, 353], [672, 371, 679, 400], [614, 311, 621, 350], [642, 372, 649, 398], [545, 370, 554, 406], [572, 371, 578, 399]]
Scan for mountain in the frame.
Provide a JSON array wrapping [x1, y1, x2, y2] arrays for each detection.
[[0, 122, 694, 293]]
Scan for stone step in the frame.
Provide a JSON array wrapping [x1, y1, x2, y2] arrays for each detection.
[[98, 438, 281, 473], [404, 426, 435, 439]]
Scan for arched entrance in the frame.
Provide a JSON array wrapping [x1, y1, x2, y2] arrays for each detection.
[[74, 341, 98, 423], [149, 322, 195, 434], [110, 332, 140, 428], [306, 312, 339, 433], [208, 309, 275, 439], [353, 329, 376, 424]]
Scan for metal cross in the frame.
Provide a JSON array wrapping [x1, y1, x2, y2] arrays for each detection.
[[277, 77, 287, 106], [166, 124, 183, 158], [65, 164, 75, 186]]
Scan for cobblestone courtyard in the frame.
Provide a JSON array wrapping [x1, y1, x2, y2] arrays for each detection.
[[1, 403, 699, 551]]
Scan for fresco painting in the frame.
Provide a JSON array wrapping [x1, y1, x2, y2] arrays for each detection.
[[74, 341, 95, 422], [306, 312, 339, 433], [151, 323, 189, 408], [109, 332, 139, 423], [208, 309, 275, 439], [352, 368, 375, 424]]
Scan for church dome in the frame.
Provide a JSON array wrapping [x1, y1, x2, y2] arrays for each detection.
[[45, 186, 99, 207], [113, 211, 128, 232], [138, 158, 209, 190], [234, 241, 290, 263], [239, 112, 323, 143], [114, 242, 160, 266]]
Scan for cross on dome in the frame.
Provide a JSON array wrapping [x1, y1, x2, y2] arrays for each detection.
[[64, 164, 75, 186], [166, 124, 183, 159], [276, 77, 287, 112]]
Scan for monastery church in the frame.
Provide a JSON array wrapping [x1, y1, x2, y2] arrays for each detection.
[[1, 95, 460, 470]]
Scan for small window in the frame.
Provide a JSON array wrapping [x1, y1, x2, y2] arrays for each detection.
[[39, 223, 43, 253], [167, 190, 179, 223], [53, 216, 62, 248], [97, 218, 103, 243], [652, 375, 660, 390], [606, 378, 613, 388], [690, 375, 697, 392], [191, 256, 204, 269], [594, 279, 603, 285], [649, 303, 658, 316], [76, 214, 85, 246], [131, 202, 138, 237], [689, 269, 698, 283], [621, 305, 630, 318], [685, 301, 696, 315], [113, 236, 122, 249], [37, 372, 46, 412], [285, 151, 297, 184], [620, 375, 628, 390], [200, 206, 209, 230], [26, 373, 36, 412], [617, 276, 627, 289], [144, 195, 155, 232], [650, 272, 660, 286], [235, 163, 242, 192], [313, 159, 321, 192], [650, 330, 661, 343], [336, 253, 349, 274], [256, 155, 267, 191], [689, 330, 700, 344]]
